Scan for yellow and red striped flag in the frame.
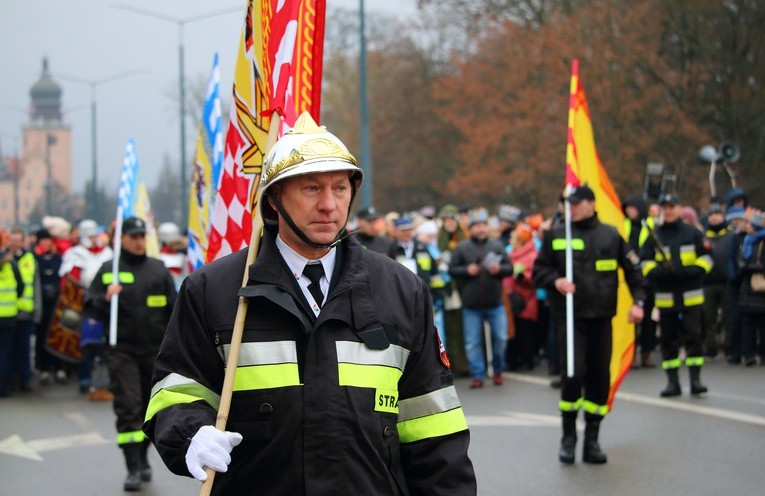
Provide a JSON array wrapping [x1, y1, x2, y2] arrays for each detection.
[[207, 0, 326, 262], [565, 59, 633, 411]]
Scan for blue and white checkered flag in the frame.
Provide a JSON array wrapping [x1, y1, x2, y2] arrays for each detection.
[[118, 138, 140, 218]]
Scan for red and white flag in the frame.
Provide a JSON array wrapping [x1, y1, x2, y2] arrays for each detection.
[[207, 0, 326, 262]]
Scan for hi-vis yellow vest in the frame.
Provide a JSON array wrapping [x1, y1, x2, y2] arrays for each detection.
[[17, 252, 35, 313], [0, 262, 19, 318]]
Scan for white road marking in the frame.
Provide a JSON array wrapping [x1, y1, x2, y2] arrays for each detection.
[[504, 372, 765, 427], [0, 432, 109, 461]]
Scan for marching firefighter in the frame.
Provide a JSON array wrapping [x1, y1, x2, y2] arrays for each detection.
[[84, 216, 177, 491], [143, 113, 476, 494], [533, 185, 646, 465], [639, 194, 713, 397]]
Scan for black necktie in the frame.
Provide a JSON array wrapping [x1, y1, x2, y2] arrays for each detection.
[[302, 263, 325, 308]]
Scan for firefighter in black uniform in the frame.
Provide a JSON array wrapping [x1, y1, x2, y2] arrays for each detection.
[[143, 113, 476, 495], [84, 216, 177, 491], [533, 185, 646, 465], [639, 194, 713, 397]]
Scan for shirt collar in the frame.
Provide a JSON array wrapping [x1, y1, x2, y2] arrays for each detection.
[[275, 234, 337, 283]]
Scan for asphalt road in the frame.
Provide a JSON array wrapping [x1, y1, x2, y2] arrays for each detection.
[[2, 357, 764, 495]]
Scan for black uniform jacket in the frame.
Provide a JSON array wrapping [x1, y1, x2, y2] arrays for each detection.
[[533, 213, 646, 320], [143, 228, 476, 496], [85, 251, 177, 354], [639, 220, 712, 310]]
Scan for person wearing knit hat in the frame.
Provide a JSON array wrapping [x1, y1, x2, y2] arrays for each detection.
[[735, 207, 765, 366]]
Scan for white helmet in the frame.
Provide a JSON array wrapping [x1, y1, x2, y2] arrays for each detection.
[[78, 219, 99, 239], [157, 222, 182, 244], [258, 112, 363, 223]]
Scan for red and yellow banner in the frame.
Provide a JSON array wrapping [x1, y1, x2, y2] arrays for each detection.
[[565, 59, 632, 411], [207, 0, 326, 262]]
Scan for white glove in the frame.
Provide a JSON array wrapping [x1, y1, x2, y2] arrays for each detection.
[[185, 425, 243, 481]]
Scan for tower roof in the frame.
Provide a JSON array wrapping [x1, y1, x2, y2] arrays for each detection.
[[30, 57, 62, 123]]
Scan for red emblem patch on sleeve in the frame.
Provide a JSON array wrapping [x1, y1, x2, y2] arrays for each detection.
[[436, 330, 450, 368]]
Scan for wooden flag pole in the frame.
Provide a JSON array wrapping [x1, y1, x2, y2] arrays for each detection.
[[198, 111, 281, 496]]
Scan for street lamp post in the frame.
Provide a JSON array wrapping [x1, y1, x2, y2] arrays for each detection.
[[359, 0, 373, 209], [56, 70, 144, 220], [111, 4, 240, 226]]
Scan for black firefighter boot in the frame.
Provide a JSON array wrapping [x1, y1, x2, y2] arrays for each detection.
[[582, 416, 607, 464], [660, 368, 681, 397], [122, 443, 142, 492], [139, 440, 152, 482], [689, 366, 708, 395], [558, 416, 577, 465]]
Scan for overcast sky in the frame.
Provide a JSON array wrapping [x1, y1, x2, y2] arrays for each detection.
[[0, 0, 416, 196]]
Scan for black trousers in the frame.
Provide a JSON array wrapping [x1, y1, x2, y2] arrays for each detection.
[[105, 348, 156, 441], [557, 317, 612, 418], [659, 306, 704, 363]]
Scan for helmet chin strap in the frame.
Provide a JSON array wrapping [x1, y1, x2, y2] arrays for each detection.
[[268, 190, 354, 250]]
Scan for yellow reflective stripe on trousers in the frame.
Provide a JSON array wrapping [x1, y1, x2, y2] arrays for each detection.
[[117, 430, 145, 445], [145, 372, 221, 422], [595, 259, 617, 271], [552, 238, 585, 251], [685, 356, 704, 367], [655, 292, 674, 308], [583, 400, 608, 416], [662, 358, 681, 370], [397, 407, 468, 443], [683, 289, 704, 307], [559, 398, 583, 412], [398, 386, 462, 422]]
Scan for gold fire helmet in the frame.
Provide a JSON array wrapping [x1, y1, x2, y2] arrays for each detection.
[[259, 112, 363, 222]]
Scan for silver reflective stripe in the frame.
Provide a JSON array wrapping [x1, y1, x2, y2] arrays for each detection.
[[150, 372, 220, 403], [218, 341, 298, 366], [336, 341, 410, 371], [398, 385, 462, 422]]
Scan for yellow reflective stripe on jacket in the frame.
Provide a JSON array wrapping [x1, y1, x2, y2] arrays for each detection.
[[0, 263, 18, 318], [218, 341, 302, 391], [583, 400, 608, 416], [416, 253, 432, 272], [145, 373, 222, 422], [641, 260, 657, 277], [102, 272, 135, 284], [685, 356, 704, 367], [398, 386, 462, 422], [679, 244, 696, 266], [117, 430, 146, 445], [146, 295, 167, 307], [655, 292, 674, 308], [694, 254, 713, 273], [336, 341, 408, 390], [595, 259, 617, 271], [552, 238, 585, 251], [397, 407, 468, 444], [683, 289, 704, 307], [17, 252, 35, 312], [653, 248, 671, 262], [662, 358, 681, 370], [559, 398, 583, 412]]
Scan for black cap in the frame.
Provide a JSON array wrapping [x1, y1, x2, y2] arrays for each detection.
[[567, 185, 595, 203], [35, 228, 51, 240], [122, 216, 147, 235], [357, 206, 382, 220], [659, 194, 680, 206]]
